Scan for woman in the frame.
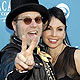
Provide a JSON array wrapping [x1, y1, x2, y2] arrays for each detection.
[[41, 7, 80, 80]]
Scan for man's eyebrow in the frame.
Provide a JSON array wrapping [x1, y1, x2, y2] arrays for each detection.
[[19, 15, 42, 18]]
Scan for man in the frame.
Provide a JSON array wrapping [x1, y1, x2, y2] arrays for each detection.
[[0, 0, 55, 80]]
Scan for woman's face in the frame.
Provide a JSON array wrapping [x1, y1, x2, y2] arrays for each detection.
[[43, 16, 66, 48]]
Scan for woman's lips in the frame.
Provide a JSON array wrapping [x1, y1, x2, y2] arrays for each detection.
[[48, 39, 58, 44]]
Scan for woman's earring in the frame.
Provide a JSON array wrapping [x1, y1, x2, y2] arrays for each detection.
[[63, 39, 69, 46]]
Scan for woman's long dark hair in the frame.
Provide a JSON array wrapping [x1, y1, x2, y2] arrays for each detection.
[[39, 7, 71, 52], [48, 7, 70, 45]]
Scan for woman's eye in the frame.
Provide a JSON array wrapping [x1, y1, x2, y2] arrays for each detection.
[[47, 27, 51, 29], [47, 26, 52, 30], [58, 28, 63, 31], [43, 26, 51, 31]]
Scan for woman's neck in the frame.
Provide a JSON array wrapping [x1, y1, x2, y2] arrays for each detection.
[[48, 43, 66, 65], [49, 43, 66, 59]]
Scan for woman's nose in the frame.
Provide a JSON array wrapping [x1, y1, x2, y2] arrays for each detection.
[[52, 30, 57, 36]]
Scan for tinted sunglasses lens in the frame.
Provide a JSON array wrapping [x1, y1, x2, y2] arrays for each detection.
[[24, 18, 32, 25], [23, 17, 42, 25], [35, 17, 42, 24]]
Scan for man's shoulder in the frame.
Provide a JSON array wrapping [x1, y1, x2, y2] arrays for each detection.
[[0, 43, 21, 59], [1, 43, 21, 52]]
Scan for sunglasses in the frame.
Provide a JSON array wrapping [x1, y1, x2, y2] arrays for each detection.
[[14, 16, 43, 25]]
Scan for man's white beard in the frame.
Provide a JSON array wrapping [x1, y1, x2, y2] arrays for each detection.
[[27, 36, 40, 48], [35, 37, 40, 47]]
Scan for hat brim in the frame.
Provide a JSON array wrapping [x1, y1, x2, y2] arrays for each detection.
[[6, 3, 48, 30]]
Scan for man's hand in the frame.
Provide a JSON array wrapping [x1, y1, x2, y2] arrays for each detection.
[[15, 35, 37, 71]]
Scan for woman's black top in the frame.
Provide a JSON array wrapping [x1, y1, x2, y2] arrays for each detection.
[[54, 46, 80, 80]]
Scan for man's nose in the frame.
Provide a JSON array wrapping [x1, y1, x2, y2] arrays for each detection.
[[30, 19, 37, 27]]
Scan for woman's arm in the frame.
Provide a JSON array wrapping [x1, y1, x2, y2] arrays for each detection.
[[74, 49, 80, 75]]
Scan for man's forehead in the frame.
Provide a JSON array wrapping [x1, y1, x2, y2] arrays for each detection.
[[18, 11, 41, 17]]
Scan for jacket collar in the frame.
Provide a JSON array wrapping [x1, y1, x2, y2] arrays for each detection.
[[12, 35, 22, 47], [11, 35, 38, 55]]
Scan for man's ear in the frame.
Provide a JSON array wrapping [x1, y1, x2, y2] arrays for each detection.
[[12, 21, 16, 31]]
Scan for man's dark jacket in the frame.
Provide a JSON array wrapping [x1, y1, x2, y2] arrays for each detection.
[[0, 35, 54, 80]]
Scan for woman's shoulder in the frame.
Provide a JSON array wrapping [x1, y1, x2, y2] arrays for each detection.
[[66, 46, 80, 75], [64, 45, 77, 53], [74, 48, 80, 59], [74, 49, 80, 75], [74, 48, 80, 53], [66, 46, 80, 57]]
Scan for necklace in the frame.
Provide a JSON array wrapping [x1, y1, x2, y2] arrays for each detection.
[[50, 44, 66, 66]]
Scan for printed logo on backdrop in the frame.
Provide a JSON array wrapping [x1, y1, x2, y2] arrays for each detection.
[[0, 0, 10, 22], [56, 3, 70, 19]]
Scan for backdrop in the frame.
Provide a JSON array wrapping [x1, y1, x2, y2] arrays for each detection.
[[0, 0, 80, 50]]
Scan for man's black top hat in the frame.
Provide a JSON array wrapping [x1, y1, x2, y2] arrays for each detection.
[[6, 0, 48, 30]]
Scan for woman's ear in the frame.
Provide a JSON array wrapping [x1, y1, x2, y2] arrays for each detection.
[[63, 31, 66, 39], [12, 21, 16, 31]]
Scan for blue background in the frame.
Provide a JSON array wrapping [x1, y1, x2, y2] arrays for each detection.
[[0, 0, 80, 50]]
